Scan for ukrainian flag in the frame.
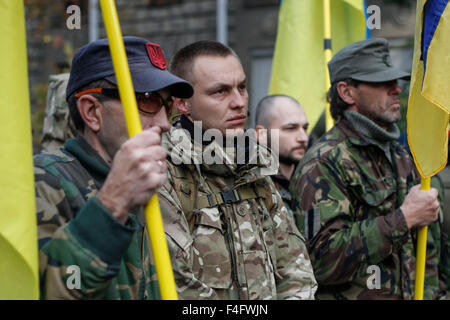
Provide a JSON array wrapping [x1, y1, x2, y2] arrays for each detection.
[[0, 0, 39, 299], [407, 0, 450, 178], [407, 0, 450, 300], [269, 0, 368, 131]]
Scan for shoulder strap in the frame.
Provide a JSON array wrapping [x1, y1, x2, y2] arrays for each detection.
[[254, 178, 274, 212], [165, 161, 198, 233], [166, 161, 275, 231], [194, 178, 274, 212]]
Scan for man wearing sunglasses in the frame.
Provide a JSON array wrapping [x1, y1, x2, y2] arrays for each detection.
[[157, 40, 317, 300], [34, 36, 193, 299]]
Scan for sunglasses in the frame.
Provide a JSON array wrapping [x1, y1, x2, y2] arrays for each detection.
[[74, 88, 174, 116]]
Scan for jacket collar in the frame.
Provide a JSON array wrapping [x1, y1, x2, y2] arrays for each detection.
[[64, 136, 110, 185], [163, 116, 278, 180]]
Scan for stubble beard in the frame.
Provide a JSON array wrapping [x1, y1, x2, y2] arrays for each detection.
[[375, 104, 402, 128], [359, 98, 401, 128], [279, 153, 300, 166], [279, 147, 305, 166]]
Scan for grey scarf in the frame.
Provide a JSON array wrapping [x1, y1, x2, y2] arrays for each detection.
[[344, 110, 400, 161]]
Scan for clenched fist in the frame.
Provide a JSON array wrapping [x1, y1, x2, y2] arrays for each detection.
[[400, 184, 439, 229]]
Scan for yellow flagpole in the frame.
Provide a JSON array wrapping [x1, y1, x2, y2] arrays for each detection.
[[99, 0, 178, 300], [323, 0, 334, 130], [414, 177, 431, 300]]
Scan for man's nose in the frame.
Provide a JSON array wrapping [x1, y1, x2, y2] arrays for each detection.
[[142, 107, 171, 133], [230, 88, 247, 109], [297, 128, 309, 143], [390, 82, 402, 95]]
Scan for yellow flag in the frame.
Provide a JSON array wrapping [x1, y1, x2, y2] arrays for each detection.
[[0, 0, 39, 299], [269, 0, 367, 130], [407, 0, 450, 178]]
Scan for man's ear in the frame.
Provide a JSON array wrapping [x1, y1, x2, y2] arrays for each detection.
[[77, 95, 103, 133], [173, 97, 191, 116], [255, 124, 268, 145], [336, 81, 356, 105]]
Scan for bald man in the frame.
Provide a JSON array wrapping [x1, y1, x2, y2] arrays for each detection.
[[255, 95, 309, 217]]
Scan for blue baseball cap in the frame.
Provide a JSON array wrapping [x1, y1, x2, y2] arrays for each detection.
[[66, 36, 193, 100]]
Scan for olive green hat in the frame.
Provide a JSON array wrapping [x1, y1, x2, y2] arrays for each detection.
[[328, 38, 410, 84]]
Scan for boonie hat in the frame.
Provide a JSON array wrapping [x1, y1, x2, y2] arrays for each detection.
[[328, 38, 410, 84], [66, 36, 193, 100]]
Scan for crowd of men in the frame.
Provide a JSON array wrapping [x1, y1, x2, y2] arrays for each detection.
[[35, 35, 450, 300]]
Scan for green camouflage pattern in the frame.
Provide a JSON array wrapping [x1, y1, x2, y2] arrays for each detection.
[[290, 117, 441, 300], [431, 175, 450, 296], [440, 229, 450, 293], [35, 137, 160, 299], [436, 166, 450, 293], [436, 166, 450, 235], [41, 74, 76, 152], [158, 123, 317, 300]]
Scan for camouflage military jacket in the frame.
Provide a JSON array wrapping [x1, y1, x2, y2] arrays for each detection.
[[271, 173, 295, 218], [441, 231, 450, 293], [41, 73, 76, 152], [430, 175, 450, 297], [290, 115, 440, 300], [158, 119, 317, 300], [35, 136, 160, 299]]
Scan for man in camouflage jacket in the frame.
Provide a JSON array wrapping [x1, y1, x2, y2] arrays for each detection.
[[40, 73, 76, 152], [290, 38, 441, 299], [157, 40, 317, 300], [35, 37, 193, 299], [254, 95, 309, 219]]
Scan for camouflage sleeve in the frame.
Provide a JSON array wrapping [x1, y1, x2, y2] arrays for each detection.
[[158, 173, 222, 300], [424, 220, 442, 300], [36, 166, 138, 299], [440, 233, 450, 292], [267, 179, 318, 300], [438, 172, 450, 294], [292, 158, 410, 285], [427, 176, 447, 299]]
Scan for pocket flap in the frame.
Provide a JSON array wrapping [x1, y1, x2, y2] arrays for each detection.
[[195, 207, 224, 232], [360, 188, 395, 207], [192, 207, 232, 289]]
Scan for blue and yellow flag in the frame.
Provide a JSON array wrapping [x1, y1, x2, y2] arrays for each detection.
[[407, 0, 450, 178], [0, 0, 39, 299], [269, 0, 367, 130]]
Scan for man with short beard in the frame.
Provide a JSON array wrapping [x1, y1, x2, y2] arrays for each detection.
[[290, 38, 442, 299], [255, 95, 309, 218]]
